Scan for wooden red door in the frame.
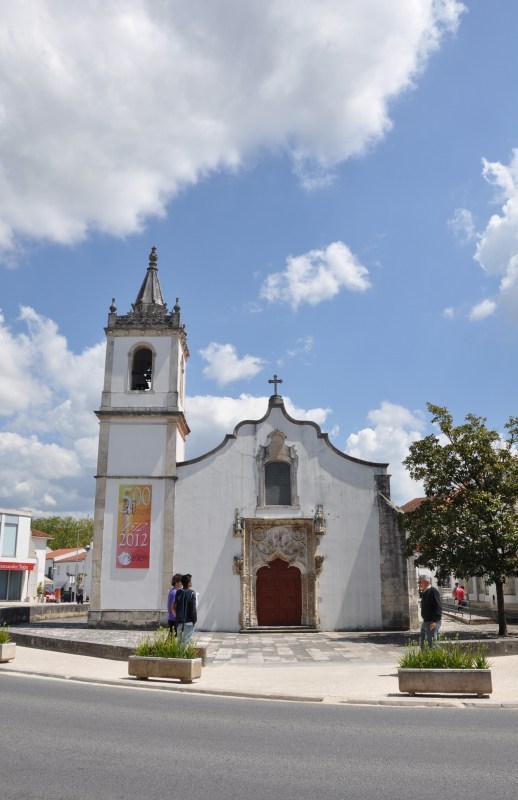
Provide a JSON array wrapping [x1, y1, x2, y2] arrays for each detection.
[[256, 558, 302, 626]]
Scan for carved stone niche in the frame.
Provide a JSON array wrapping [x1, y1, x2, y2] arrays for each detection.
[[313, 504, 326, 535], [239, 517, 318, 629], [256, 430, 299, 508], [233, 508, 243, 537], [315, 554, 326, 576]]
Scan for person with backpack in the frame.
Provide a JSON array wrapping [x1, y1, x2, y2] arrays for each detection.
[[167, 573, 183, 636], [173, 573, 197, 644]]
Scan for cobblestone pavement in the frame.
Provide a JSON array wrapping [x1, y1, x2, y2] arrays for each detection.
[[13, 615, 518, 665]]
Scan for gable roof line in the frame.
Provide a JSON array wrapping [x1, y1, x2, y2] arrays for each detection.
[[179, 396, 388, 469]]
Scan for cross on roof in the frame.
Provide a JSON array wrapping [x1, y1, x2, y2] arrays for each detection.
[[268, 374, 283, 395]]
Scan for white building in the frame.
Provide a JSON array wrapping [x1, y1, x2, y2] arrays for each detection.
[[0, 510, 50, 601], [89, 249, 416, 631], [46, 547, 92, 601]]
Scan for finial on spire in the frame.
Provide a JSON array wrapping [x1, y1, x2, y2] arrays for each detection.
[[149, 246, 158, 268], [110, 298, 117, 313], [174, 297, 181, 313]]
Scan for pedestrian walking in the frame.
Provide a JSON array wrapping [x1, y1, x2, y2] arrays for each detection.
[[174, 573, 197, 644], [418, 573, 442, 649]]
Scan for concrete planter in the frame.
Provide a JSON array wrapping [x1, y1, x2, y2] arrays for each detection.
[[128, 656, 202, 683], [0, 642, 16, 663], [398, 668, 492, 697]]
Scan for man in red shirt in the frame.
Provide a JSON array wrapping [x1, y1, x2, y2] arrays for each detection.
[[454, 585, 465, 604]]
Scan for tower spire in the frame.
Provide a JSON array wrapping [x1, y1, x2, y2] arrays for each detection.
[[133, 246, 165, 308]]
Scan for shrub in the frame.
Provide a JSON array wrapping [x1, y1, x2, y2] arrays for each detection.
[[0, 625, 11, 644], [134, 627, 197, 659], [399, 637, 490, 670]]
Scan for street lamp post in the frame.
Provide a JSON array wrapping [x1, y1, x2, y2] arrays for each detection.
[[73, 528, 81, 603]]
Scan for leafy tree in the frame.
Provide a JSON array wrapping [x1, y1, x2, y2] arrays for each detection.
[[32, 516, 94, 551], [400, 404, 518, 636]]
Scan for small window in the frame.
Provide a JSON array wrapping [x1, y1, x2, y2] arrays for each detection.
[[1, 522, 18, 557], [265, 462, 291, 505], [131, 347, 153, 390]]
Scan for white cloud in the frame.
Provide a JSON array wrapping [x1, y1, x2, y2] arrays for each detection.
[[184, 394, 330, 459], [287, 335, 314, 359], [468, 298, 496, 322], [260, 241, 371, 309], [0, 307, 333, 510], [475, 149, 518, 321], [200, 342, 265, 385], [346, 401, 426, 504], [0, 308, 104, 513], [448, 207, 476, 243], [0, 0, 464, 256], [442, 306, 455, 319]]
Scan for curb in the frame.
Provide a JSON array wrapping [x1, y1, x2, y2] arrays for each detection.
[[9, 631, 133, 661], [4, 665, 518, 709]]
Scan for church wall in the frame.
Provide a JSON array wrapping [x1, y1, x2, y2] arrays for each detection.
[[175, 408, 386, 631]]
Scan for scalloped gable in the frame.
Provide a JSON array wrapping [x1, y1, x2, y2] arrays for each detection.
[[179, 395, 388, 469]]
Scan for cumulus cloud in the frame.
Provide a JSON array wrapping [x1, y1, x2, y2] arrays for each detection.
[[346, 401, 426, 504], [200, 342, 265, 386], [0, 307, 332, 511], [0, 308, 104, 513], [475, 149, 518, 321], [260, 241, 371, 309], [0, 0, 464, 256], [468, 299, 497, 322], [184, 394, 330, 459]]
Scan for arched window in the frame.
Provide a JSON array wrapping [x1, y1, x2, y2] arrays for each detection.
[[131, 346, 153, 391], [256, 431, 299, 508], [265, 462, 291, 505]]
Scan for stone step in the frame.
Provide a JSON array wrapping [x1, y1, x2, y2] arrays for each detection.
[[239, 626, 319, 634]]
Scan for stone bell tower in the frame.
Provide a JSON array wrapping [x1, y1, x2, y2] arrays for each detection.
[[88, 247, 189, 628]]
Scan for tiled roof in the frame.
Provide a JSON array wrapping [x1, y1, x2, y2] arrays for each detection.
[[57, 552, 87, 564], [31, 529, 53, 539], [46, 547, 87, 561], [400, 497, 426, 513]]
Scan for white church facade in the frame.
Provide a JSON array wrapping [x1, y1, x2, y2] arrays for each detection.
[[89, 249, 416, 631]]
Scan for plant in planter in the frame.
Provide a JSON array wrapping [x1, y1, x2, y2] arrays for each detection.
[[398, 638, 492, 696], [128, 627, 202, 683], [37, 582, 45, 602], [0, 626, 16, 663]]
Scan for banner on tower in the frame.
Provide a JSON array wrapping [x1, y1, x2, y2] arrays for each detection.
[[116, 485, 152, 569]]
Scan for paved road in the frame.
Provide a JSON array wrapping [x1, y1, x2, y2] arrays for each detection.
[[1, 673, 517, 800]]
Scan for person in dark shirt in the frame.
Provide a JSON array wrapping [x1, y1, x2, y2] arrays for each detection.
[[418, 573, 442, 649], [167, 573, 183, 637], [173, 573, 197, 644]]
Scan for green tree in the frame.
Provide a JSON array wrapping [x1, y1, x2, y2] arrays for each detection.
[[400, 404, 518, 636], [32, 516, 94, 551]]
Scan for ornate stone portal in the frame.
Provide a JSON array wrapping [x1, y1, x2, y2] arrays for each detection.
[[237, 518, 321, 629]]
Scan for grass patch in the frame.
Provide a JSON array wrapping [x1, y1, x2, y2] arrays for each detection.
[[134, 627, 197, 659], [0, 625, 11, 644], [399, 637, 490, 670]]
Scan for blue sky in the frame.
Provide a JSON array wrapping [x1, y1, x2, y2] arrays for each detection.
[[1, 1, 517, 516]]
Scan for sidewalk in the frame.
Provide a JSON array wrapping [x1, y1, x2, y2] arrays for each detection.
[[3, 618, 518, 708]]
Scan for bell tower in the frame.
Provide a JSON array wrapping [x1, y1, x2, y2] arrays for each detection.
[[89, 247, 189, 628]]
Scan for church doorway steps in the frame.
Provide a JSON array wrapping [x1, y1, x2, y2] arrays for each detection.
[[256, 557, 302, 626], [239, 626, 318, 634]]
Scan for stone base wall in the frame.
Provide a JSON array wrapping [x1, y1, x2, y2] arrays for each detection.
[[88, 609, 169, 629], [0, 603, 87, 626]]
